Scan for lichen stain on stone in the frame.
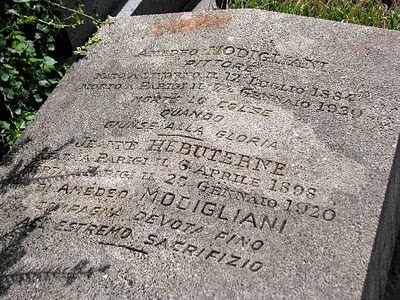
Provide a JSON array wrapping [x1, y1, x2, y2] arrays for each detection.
[[346, 36, 397, 55], [153, 13, 230, 36]]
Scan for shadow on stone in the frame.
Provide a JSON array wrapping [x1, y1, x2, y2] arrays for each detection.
[[385, 228, 400, 299], [0, 138, 80, 196], [0, 139, 110, 296], [0, 207, 110, 296]]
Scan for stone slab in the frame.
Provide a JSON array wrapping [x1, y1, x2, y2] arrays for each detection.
[[1, 9, 400, 299], [192, 0, 217, 11]]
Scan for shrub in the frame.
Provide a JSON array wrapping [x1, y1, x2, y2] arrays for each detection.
[[0, 0, 100, 159]]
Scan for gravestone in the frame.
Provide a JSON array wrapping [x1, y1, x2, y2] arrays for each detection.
[[1, 10, 400, 299]]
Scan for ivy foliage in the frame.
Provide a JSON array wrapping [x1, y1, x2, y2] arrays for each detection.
[[0, 0, 100, 158]]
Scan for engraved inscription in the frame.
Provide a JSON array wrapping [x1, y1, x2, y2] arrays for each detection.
[[5, 21, 389, 285], [215, 130, 278, 150], [144, 234, 263, 272], [145, 139, 287, 176], [140, 188, 288, 234]]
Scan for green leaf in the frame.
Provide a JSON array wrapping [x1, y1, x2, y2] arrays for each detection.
[[1, 73, 10, 82], [25, 41, 36, 56], [42, 56, 57, 72], [7, 47, 18, 54], [37, 23, 49, 34], [0, 121, 11, 130], [29, 57, 41, 63], [3, 88, 15, 99], [14, 120, 26, 129], [48, 78, 59, 84], [24, 16, 37, 24], [44, 56, 56, 65], [14, 35, 26, 42], [13, 81, 22, 89], [73, 49, 86, 56], [16, 42, 28, 52], [6, 9, 20, 16], [8, 130, 21, 144], [87, 36, 102, 45], [13, 0, 31, 3], [24, 113, 35, 121], [39, 79, 49, 86], [34, 94, 43, 103]]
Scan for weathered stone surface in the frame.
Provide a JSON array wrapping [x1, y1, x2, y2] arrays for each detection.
[[1, 10, 400, 299]]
